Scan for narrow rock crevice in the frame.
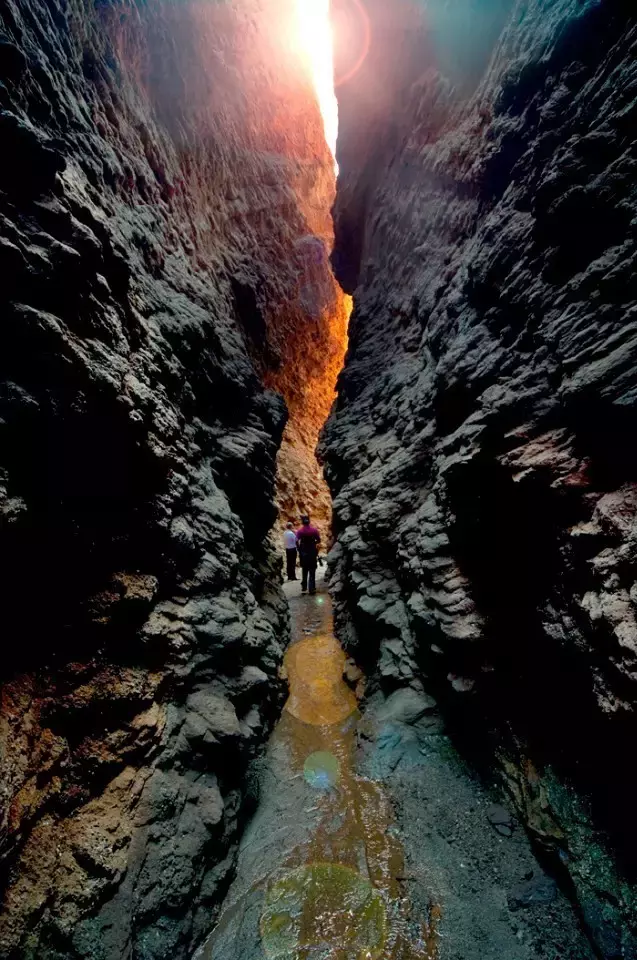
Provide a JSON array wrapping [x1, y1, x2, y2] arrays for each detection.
[[2, 0, 637, 957]]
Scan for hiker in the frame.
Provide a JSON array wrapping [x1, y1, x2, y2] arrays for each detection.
[[283, 522, 298, 581], [296, 515, 321, 595]]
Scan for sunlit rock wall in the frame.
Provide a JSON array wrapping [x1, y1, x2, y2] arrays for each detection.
[[0, 0, 343, 955], [324, 0, 637, 952], [275, 290, 349, 545]]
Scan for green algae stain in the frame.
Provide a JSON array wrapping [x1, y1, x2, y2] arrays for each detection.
[[260, 863, 387, 959]]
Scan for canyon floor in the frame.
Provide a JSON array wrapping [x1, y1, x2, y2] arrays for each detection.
[[193, 572, 594, 960]]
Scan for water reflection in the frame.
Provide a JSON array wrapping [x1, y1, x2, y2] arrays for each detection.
[[195, 588, 439, 960], [266, 626, 439, 959], [284, 633, 357, 726]]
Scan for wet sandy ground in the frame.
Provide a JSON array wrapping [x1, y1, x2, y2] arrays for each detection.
[[194, 573, 594, 960]]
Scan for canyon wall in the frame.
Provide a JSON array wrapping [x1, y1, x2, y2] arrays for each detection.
[[324, 0, 637, 953], [0, 0, 343, 955], [273, 284, 349, 545]]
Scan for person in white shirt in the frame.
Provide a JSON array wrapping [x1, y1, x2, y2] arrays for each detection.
[[283, 523, 298, 581]]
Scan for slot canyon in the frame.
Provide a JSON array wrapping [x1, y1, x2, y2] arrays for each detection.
[[0, 0, 636, 958]]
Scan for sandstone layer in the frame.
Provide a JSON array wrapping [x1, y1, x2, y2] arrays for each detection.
[[323, 0, 637, 953], [0, 0, 343, 955]]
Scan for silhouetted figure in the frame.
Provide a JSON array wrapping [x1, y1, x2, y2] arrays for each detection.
[[296, 514, 321, 595], [283, 522, 298, 581]]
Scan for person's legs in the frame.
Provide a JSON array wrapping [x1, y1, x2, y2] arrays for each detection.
[[301, 562, 308, 592], [286, 548, 297, 580], [308, 563, 316, 594]]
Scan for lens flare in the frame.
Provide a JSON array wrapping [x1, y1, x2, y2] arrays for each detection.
[[295, 0, 339, 170], [333, 0, 372, 87], [303, 750, 340, 790]]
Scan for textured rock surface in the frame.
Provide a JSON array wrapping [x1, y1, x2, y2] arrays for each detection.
[[323, 0, 637, 952], [274, 286, 349, 544], [0, 0, 343, 955]]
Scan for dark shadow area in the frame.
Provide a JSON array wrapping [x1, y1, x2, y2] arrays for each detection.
[[441, 451, 637, 885]]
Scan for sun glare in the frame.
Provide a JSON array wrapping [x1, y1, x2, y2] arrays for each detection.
[[295, 0, 339, 172]]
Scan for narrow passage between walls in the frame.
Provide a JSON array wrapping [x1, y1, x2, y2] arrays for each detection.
[[194, 576, 596, 960]]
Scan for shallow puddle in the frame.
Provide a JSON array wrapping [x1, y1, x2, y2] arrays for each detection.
[[196, 581, 438, 960]]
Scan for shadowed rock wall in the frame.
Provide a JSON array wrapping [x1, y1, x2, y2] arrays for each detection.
[[0, 0, 344, 955], [323, 0, 637, 952]]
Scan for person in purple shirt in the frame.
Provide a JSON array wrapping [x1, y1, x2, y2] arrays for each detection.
[[296, 515, 321, 595]]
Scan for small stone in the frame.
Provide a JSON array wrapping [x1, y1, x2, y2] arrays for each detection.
[[343, 658, 363, 687], [486, 804, 515, 837], [375, 687, 438, 726], [508, 875, 557, 911]]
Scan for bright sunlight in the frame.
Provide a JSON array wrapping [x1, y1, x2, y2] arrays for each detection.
[[295, 0, 339, 171]]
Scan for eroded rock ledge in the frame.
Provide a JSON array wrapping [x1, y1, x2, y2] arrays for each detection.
[[323, 0, 637, 953], [0, 0, 342, 955]]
